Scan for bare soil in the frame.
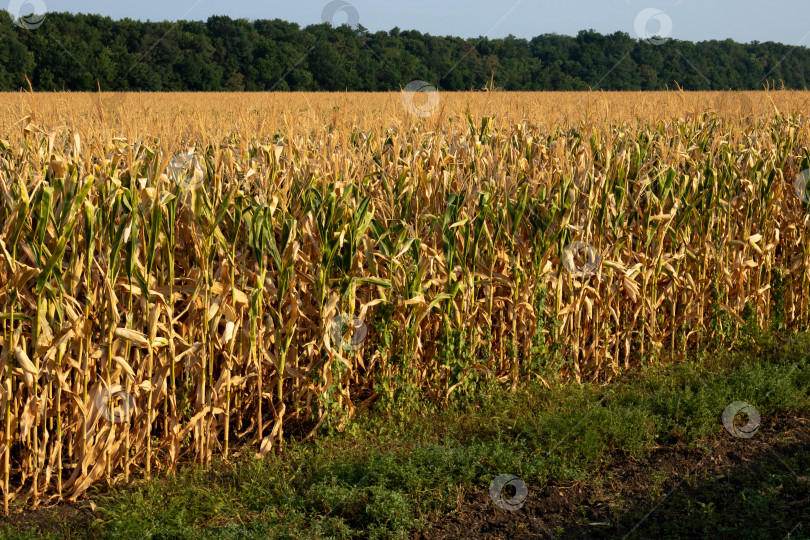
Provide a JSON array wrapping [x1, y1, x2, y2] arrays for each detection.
[[421, 415, 810, 539]]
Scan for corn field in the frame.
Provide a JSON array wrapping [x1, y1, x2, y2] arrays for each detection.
[[0, 91, 809, 510]]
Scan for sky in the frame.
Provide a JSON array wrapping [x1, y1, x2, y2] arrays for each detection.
[[8, 0, 810, 47]]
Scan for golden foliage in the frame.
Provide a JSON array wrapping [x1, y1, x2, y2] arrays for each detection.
[[0, 90, 808, 509]]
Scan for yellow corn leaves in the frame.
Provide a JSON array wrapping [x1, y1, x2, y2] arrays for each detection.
[[0, 91, 809, 509]]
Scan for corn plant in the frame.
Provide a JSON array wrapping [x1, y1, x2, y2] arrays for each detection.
[[0, 91, 808, 508]]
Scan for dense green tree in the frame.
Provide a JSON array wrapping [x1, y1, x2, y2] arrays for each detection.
[[1, 12, 809, 92]]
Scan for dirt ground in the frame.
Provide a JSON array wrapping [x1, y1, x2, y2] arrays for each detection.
[[421, 415, 810, 539], [0, 501, 96, 538]]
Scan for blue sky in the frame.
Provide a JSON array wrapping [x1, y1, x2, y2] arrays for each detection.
[[10, 0, 810, 46]]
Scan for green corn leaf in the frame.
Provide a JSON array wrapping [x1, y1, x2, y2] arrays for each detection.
[[35, 219, 78, 295], [354, 277, 392, 289], [34, 185, 54, 249]]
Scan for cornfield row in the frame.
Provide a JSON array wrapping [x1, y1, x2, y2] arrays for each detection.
[[0, 91, 809, 510]]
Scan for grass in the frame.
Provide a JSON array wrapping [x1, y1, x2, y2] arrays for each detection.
[[2, 332, 808, 539]]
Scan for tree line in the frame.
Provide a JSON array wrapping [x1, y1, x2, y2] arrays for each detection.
[[0, 11, 808, 92]]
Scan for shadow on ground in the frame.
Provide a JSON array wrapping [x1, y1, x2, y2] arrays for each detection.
[[422, 415, 810, 539]]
